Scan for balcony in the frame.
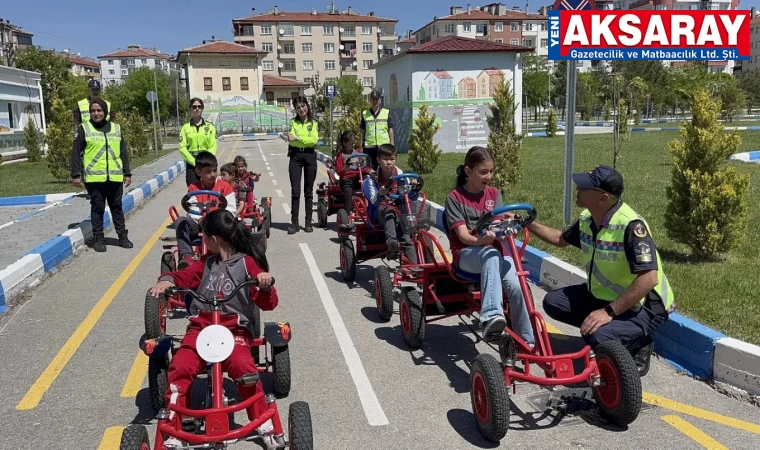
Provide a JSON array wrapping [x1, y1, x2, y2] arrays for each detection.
[[379, 32, 397, 41], [340, 48, 357, 59], [341, 65, 357, 73]]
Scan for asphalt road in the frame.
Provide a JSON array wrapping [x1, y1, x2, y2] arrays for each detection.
[[0, 137, 758, 450]]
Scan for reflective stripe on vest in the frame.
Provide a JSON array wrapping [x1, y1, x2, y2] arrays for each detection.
[[79, 98, 111, 122], [363, 108, 390, 147], [578, 202, 674, 311], [82, 121, 123, 183]]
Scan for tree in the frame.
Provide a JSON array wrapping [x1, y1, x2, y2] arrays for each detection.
[[523, 53, 550, 120], [627, 76, 649, 125], [736, 69, 760, 112], [486, 78, 523, 194], [123, 108, 150, 158], [23, 116, 42, 162], [107, 67, 171, 122], [15, 47, 75, 127], [418, 85, 426, 101], [45, 98, 74, 180], [336, 108, 363, 150], [546, 106, 558, 137], [610, 74, 628, 168], [717, 78, 747, 122], [407, 104, 441, 173], [664, 89, 749, 260]]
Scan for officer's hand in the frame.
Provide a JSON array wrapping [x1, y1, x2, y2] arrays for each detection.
[[257, 272, 273, 291], [124, 176, 132, 188], [73, 178, 82, 188], [580, 308, 613, 335], [288, 134, 297, 142]]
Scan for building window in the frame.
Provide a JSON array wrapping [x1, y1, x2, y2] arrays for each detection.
[[302, 43, 313, 53], [261, 25, 272, 35], [523, 39, 533, 47], [363, 77, 374, 87], [121, 69, 127, 75], [242, 25, 253, 35], [323, 26, 334, 35], [495, 22, 503, 32], [283, 60, 295, 71], [324, 43, 334, 52], [494, 39, 503, 43], [303, 60, 314, 71], [262, 60, 274, 70], [240, 77, 249, 90], [204, 77, 212, 91], [362, 26, 372, 35], [283, 43, 295, 53], [342, 26, 356, 36], [463, 22, 471, 32], [511, 22, 518, 32], [262, 42, 273, 52], [510, 38, 518, 45], [445, 24, 455, 33], [541, 38, 548, 48], [301, 25, 312, 35], [108, 60, 113, 65], [362, 42, 373, 53], [325, 60, 336, 70], [363, 60, 373, 69], [109, 69, 115, 75], [281, 24, 294, 36], [222, 77, 231, 91], [218, 60, 231, 67]]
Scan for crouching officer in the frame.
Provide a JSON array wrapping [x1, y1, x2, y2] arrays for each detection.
[[526, 165, 674, 377]]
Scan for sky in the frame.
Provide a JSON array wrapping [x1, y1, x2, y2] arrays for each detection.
[[3, 0, 760, 60]]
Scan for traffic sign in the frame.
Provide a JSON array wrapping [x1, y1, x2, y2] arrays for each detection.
[[325, 85, 338, 98], [553, 0, 596, 9], [146, 91, 157, 103]]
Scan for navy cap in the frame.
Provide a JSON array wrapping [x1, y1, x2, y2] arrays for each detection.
[[88, 79, 102, 90], [572, 165, 624, 197], [370, 90, 382, 99]]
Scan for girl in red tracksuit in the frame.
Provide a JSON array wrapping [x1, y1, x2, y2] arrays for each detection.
[[151, 209, 278, 444], [333, 130, 371, 229], [233, 156, 261, 214]]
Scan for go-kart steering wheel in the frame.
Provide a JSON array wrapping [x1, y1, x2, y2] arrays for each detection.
[[345, 153, 371, 171], [180, 189, 228, 216], [474, 203, 537, 238], [384, 173, 424, 201]]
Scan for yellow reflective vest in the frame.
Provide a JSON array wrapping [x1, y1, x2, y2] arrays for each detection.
[[362, 108, 390, 147], [578, 202, 674, 311], [78, 98, 112, 123], [288, 118, 318, 149], [81, 121, 124, 183], [179, 120, 217, 166]]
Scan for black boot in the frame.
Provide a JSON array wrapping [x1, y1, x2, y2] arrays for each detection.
[[288, 217, 300, 234], [304, 215, 313, 233], [118, 230, 134, 249], [93, 232, 106, 252], [632, 335, 654, 377]]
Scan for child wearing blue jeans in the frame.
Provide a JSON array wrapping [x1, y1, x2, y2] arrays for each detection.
[[444, 146, 535, 344]]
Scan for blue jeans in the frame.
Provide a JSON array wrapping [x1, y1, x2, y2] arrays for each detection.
[[458, 245, 535, 345]]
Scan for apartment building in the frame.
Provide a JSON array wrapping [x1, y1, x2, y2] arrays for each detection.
[[741, 13, 760, 73], [60, 50, 101, 79], [231, 4, 399, 95], [97, 44, 181, 85], [0, 18, 33, 66]]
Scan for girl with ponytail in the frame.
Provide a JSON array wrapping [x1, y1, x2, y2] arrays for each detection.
[[444, 146, 535, 345]]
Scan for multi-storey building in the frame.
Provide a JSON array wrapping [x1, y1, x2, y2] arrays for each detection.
[[97, 44, 181, 85], [739, 10, 760, 73], [60, 50, 101, 80], [231, 4, 399, 96], [0, 18, 33, 66]]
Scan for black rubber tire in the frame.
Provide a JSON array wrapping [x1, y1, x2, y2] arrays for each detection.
[[160, 251, 175, 275], [144, 289, 166, 339], [273, 345, 291, 396], [263, 207, 272, 239], [317, 200, 328, 228], [592, 340, 642, 426], [148, 355, 169, 412], [339, 239, 356, 282], [422, 234, 436, 264], [470, 353, 510, 443], [374, 265, 394, 321], [336, 209, 350, 241], [399, 288, 425, 348], [118, 424, 150, 450], [288, 401, 314, 450]]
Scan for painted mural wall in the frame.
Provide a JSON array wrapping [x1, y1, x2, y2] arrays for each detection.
[[199, 94, 296, 132]]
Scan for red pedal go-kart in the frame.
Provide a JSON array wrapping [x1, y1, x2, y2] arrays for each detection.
[[236, 177, 272, 241], [397, 203, 642, 442], [123, 277, 306, 450], [315, 153, 372, 230], [148, 190, 229, 344]]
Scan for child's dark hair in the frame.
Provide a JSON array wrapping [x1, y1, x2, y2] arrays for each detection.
[[233, 155, 248, 167], [378, 143, 397, 159], [340, 130, 354, 152], [220, 163, 235, 175], [202, 209, 269, 272], [456, 146, 494, 187], [194, 151, 217, 170]]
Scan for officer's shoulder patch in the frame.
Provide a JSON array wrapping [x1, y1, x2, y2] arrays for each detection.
[[634, 241, 653, 263], [632, 222, 647, 238]]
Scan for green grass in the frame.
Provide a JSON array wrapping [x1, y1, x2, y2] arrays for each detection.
[[398, 131, 760, 345], [0, 148, 177, 197]]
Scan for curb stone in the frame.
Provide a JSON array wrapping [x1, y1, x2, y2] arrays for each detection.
[[0, 161, 185, 314], [312, 149, 760, 397]]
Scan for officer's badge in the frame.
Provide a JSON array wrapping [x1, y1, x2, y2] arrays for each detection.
[[307, 124, 313, 132], [178, 134, 183, 143], [632, 222, 647, 238], [634, 242, 653, 263], [204, 124, 210, 135]]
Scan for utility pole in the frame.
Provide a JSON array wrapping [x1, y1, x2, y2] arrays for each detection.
[[153, 67, 162, 136], [175, 75, 180, 130]]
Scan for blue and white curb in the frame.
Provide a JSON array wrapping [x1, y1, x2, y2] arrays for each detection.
[[0, 161, 186, 315], [0, 192, 80, 207], [730, 150, 760, 162], [313, 149, 760, 396]]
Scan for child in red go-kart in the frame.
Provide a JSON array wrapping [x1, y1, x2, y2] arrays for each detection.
[[331, 130, 372, 229], [174, 151, 237, 269], [233, 155, 261, 214], [444, 146, 535, 345], [150, 208, 279, 448]]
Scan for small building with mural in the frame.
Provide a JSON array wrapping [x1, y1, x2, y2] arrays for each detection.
[[0, 65, 45, 162], [372, 35, 530, 153]]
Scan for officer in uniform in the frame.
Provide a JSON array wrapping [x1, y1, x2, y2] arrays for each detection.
[[74, 79, 113, 126], [180, 98, 217, 186], [360, 90, 393, 170], [287, 96, 319, 234], [526, 165, 673, 376], [71, 98, 133, 252]]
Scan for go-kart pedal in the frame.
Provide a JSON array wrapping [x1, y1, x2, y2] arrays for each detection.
[[236, 373, 260, 386]]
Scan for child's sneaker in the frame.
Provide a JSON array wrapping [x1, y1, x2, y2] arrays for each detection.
[[257, 419, 277, 450], [163, 437, 183, 448], [386, 240, 400, 260]]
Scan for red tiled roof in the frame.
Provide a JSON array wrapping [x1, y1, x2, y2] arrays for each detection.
[[179, 41, 266, 54], [99, 46, 167, 59], [234, 11, 396, 23], [407, 35, 531, 54], [399, 37, 415, 44], [263, 75, 309, 87], [67, 55, 99, 68]]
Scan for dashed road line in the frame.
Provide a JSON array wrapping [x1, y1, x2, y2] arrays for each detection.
[[276, 190, 283, 198], [662, 415, 729, 449], [268, 171, 275, 177], [283, 203, 291, 215], [97, 426, 124, 450], [120, 351, 147, 398]]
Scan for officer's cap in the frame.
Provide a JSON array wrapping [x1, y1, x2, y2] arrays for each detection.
[[370, 90, 382, 99], [572, 165, 624, 197], [88, 79, 102, 91]]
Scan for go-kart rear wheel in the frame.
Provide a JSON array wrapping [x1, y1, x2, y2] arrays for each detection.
[[144, 289, 167, 339], [470, 353, 510, 443], [399, 288, 425, 348], [160, 251, 176, 275], [273, 345, 291, 396], [118, 424, 150, 450], [317, 199, 328, 229], [148, 355, 169, 412], [422, 234, 436, 264], [592, 340, 642, 426], [263, 206, 272, 239], [288, 401, 314, 450], [339, 239, 357, 282], [374, 265, 394, 321]]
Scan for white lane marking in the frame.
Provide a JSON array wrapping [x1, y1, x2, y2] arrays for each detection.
[[299, 244, 389, 427], [0, 199, 72, 231], [262, 155, 268, 162], [276, 190, 283, 198], [283, 203, 291, 215], [268, 171, 275, 177], [272, 180, 278, 186]]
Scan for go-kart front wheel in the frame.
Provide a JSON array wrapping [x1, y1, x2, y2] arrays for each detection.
[[148, 355, 169, 412], [374, 265, 394, 321], [339, 240, 356, 282], [119, 424, 150, 450], [273, 345, 291, 396], [336, 209, 350, 241], [592, 340, 642, 426], [470, 353, 510, 443], [144, 289, 167, 339], [317, 199, 328, 229], [399, 288, 425, 348], [288, 401, 314, 450]]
